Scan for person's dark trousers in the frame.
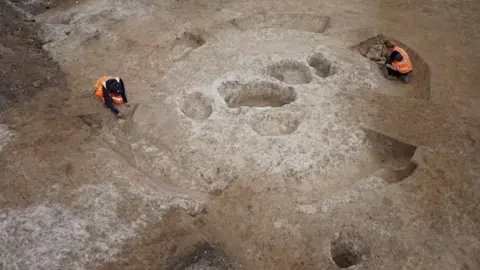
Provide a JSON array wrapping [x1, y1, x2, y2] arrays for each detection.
[[387, 67, 403, 77], [386, 66, 412, 83]]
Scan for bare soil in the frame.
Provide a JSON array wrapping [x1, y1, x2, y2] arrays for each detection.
[[1, 0, 479, 270], [0, 2, 66, 111], [355, 34, 431, 100]]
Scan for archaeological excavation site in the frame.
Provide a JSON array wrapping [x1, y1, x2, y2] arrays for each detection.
[[0, 0, 479, 269]]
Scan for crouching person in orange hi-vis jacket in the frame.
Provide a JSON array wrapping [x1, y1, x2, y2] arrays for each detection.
[[383, 40, 413, 84], [94, 76, 129, 118]]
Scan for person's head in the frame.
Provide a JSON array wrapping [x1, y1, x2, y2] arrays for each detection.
[[384, 40, 395, 51], [105, 79, 121, 94]]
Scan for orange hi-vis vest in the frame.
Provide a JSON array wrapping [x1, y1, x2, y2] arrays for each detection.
[[94, 76, 124, 104], [391, 46, 413, 74]]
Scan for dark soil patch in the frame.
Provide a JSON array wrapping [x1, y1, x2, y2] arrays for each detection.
[[169, 241, 235, 270], [330, 230, 369, 268], [0, 2, 68, 112], [0, 2, 77, 209], [97, 210, 238, 270], [8, 0, 88, 15]]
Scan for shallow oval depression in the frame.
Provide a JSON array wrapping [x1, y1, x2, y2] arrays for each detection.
[[218, 81, 297, 108], [266, 60, 313, 85], [308, 53, 336, 78], [250, 110, 304, 136], [180, 91, 213, 121]]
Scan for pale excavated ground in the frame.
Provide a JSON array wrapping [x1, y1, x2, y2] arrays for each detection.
[[0, 0, 479, 269]]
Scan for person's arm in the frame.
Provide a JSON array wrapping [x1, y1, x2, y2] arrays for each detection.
[[119, 78, 128, 103], [385, 53, 394, 69], [386, 53, 394, 65], [102, 87, 119, 115]]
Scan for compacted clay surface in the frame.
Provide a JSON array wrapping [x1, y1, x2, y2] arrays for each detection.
[[0, 0, 479, 269]]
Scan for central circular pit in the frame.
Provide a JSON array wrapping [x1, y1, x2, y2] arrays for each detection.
[[217, 80, 297, 108]]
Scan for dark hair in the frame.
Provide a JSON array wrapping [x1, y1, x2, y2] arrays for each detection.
[[383, 40, 395, 48], [105, 79, 121, 94]]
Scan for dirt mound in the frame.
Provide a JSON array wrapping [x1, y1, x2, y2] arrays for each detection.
[[354, 34, 431, 100], [0, 1, 77, 208]]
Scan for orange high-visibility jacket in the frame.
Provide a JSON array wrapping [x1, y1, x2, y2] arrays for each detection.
[[391, 46, 413, 74], [94, 76, 124, 104]]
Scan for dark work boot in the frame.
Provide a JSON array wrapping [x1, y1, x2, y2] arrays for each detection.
[[402, 72, 413, 84]]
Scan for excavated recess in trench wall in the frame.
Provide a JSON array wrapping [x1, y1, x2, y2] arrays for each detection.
[[354, 34, 431, 100]]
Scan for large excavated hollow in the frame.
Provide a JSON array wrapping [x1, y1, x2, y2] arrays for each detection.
[[354, 34, 431, 100], [217, 80, 297, 108]]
